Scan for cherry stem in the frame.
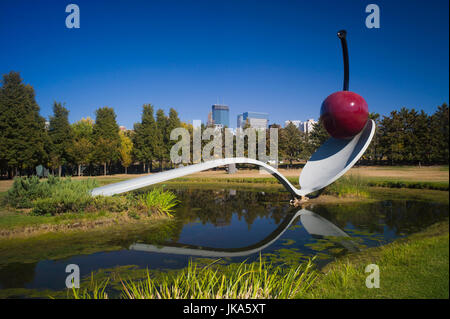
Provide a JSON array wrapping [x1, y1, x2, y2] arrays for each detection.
[[337, 30, 349, 91]]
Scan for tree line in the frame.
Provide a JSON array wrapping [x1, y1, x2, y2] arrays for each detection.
[[0, 72, 448, 178], [0, 72, 182, 178]]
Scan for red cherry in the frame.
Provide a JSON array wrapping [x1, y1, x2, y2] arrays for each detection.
[[320, 91, 369, 139]]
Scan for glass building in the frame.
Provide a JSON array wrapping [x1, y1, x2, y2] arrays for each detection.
[[212, 104, 229, 127], [237, 111, 269, 129]]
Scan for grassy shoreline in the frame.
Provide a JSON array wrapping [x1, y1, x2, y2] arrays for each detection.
[[305, 219, 449, 298]]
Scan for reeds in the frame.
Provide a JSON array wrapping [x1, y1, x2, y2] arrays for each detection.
[[72, 256, 318, 299], [323, 175, 370, 198], [138, 188, 179, 217]]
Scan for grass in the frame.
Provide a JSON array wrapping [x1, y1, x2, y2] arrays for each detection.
[[304, 220, 449, 298], [70, 255, 318, 299], [322, 175, 370, 198], [138, 188, 179, 217]]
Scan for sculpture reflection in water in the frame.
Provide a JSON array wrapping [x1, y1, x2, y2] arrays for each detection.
[[129, 209, 360, 258]]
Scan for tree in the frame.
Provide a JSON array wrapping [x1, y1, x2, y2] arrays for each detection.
[[155, 109, 168, 171], [166, 108, 181, 167], [0, 71, 47, 177], [413, 110, 432, 165], [280, 122, 304, 168], [92, 107, 120, 175], [430, 103, 449, 164], [133, 104, 158, 173], [69, 117, 94, 176], [48, 102, 73, 176], [119, 130, 133, 174], [364, 113, 382, 163], [308, 120, 329, 154]]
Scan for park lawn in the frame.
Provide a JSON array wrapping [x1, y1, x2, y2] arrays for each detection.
[[304, 220, 449, 299]]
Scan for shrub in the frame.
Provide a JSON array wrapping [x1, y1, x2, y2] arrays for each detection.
[[92, 196, 130, 212]]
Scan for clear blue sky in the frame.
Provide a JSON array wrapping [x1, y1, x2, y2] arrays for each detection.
[[0, 0, 448, 128]]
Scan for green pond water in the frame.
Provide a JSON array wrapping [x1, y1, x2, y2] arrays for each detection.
[[0, 187, 448, 298]]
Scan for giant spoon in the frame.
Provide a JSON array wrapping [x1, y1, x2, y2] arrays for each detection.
[[91, 30, 375, 198]]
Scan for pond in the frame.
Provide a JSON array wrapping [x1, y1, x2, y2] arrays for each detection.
[[0, 187, 448, 297]]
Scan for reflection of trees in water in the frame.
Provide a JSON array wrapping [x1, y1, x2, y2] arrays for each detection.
[[172, 189, 293, 228], [0, 262, 37, 289], [313, 201, 449, 236]]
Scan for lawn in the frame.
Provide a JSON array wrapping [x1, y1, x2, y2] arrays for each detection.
[[305, 220, 449, 298]]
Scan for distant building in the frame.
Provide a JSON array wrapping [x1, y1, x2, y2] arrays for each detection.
[[284, 119, 317, 134], [237, 112, 269, 129], [119, 125, 127, 132], [212, 104, 229, 127], [236, 114, 244, 128], [207, 112, 214, 126], [301, 119, 317, 134], [284, 120, 302, 129]]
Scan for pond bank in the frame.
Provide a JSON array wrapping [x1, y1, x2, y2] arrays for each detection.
[[0, 210, 172, 239]]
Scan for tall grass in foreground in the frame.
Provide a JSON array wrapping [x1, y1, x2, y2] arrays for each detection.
[[138, 188, 179, 217], [71, 257, 318, 299]]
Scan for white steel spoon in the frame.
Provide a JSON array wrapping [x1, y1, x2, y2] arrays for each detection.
[[90, 119, 374, 198]]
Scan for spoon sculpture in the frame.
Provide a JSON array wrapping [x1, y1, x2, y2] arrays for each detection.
[[91, 30, 375, 199], [129, 208, 359, 258]]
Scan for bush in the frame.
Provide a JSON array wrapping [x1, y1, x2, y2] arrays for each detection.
[[92, 196, 130, 212], [138, 188, 179, 217]]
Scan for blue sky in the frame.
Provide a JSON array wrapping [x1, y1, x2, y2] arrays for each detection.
[[0, 0, 448, 128]]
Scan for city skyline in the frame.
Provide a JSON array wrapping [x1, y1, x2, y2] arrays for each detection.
[[1, 0, 448, 130]]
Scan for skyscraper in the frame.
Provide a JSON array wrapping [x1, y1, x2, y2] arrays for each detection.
[[212, 104, 229, 127], [237, 112, 269, 129], [237, 114, 244, 128]]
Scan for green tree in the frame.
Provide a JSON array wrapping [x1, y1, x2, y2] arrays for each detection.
[[362, 113, 382, 163], [69, 117, 94, 176], [379, 110, 404, 164], [166, 108, 181, 168], [48, 102, 73, 176], [308, 120, 329, 154], [430, 103, 449, 164], [280, 122, 304, 168], [413, 110, 432, 165], [92, 107, 120, 175], [0, 71, 47, 177], [133, 104, 158, 173], [119, 130, 133, 174], [155, 109, 168, 171]]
